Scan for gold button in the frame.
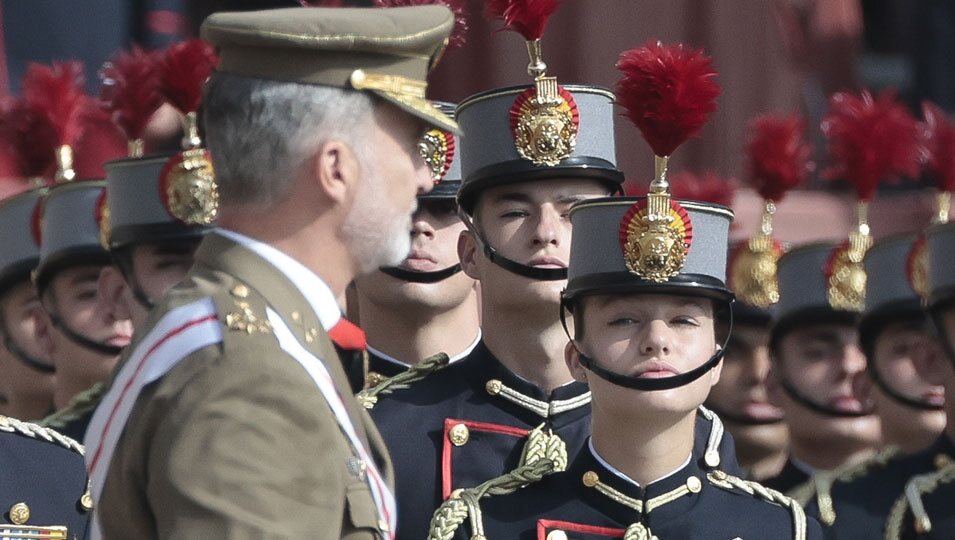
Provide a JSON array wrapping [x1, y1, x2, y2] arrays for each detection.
[[546, 531, 569, 540], [449, 423, 470, 446], [935, 454, 952, 470], [9, 502, 29, 525], [230, 284, 249, 298], [80, 490, 94, 512], [686, 476, 702, 493], [704, 451, 720, 468], [711, 470, 727, 481], [291, 311, 301, 322], [378, 519, 390, 532], [582, 470, 599, 487], [485, 379, 503, 395]]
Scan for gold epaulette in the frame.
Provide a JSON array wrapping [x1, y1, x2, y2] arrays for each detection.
[[0, 415, 85, 456], [884, 462, 955, 539], [357, 352, 450, 409], [426, 426, 567, 540], [39, 382, 108, 431], [800, 447, 901, 526], [707, 470, 808, 540]]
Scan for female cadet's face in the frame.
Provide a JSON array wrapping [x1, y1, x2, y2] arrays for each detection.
[[569, 293, 720, 420]]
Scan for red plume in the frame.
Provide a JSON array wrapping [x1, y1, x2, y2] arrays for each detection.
[[73, 107, 126, 179], [745, 114, 811, 201], [821, 90, 920, 201], [920, 101, 955, 193], [668, 170, 737, 207], [0, 97, 58, 180], [20, 62, 90, 148], [484, 0, 559, 41], [374, 0, 468, 49], [159, 39, 218, 114], [99, 46, 164, 142], [616, 41, 721, 157]]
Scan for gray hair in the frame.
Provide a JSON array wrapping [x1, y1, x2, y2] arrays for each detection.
[[202, 72, 376, 207]]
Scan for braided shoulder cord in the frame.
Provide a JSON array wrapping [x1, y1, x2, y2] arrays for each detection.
[[884, 463, 955, 539], [357, 352, 450, 409], [426, 425, 568, 540], [0, 415, 85, 455], [707, 470, 807, 540], [810, 446, 901, 526], [696, 405, 724, 469], [40, 382, 108, 429]]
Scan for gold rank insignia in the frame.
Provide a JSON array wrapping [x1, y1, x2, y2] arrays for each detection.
[[226, 301, 271, 335], [619, 193, 693, 283], [159, 148, 219, 226]]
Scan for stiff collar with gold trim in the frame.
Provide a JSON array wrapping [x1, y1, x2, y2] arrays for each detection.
[[367, 330, 482, 370], [457, 340, 591, 423], [214, 229, 341, 331]]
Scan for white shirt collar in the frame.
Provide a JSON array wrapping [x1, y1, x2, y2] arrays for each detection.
[[367, 331, 482, 368], [588, 438, 693, 489], [214, 229, 341, 331]]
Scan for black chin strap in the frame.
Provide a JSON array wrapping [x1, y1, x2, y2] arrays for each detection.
[[49, 313, 125, 356], [868, 363, 944, 411], [114, 255, 155, 310], [779, 375, 875, 418], [459, 210, 567, 282], [3, 334, 55, 373], [559, 297, 732, 392], [703, 402, 784, 426], [378, 264, 463, 283]]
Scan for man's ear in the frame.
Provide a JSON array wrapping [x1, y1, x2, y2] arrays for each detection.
[[565, 341, 588, 383], [458, 230, 481, 280], [98, 266, 132, 322], [314, 140, 360, 205], [29, 304, 54, 359]]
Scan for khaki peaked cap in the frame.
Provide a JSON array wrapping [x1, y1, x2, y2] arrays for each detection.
[[201, 6, 459, 133]]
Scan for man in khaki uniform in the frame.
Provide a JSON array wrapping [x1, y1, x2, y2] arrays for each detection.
[[83, 6, 458, 539]]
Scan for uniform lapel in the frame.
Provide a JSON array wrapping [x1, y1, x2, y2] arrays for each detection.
[[193, 233, 373, 447]]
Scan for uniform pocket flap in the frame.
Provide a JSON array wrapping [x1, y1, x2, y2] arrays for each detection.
[[345, 483, 379, 530]]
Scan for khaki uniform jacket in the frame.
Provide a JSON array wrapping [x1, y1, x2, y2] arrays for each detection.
[[96, 233, 394, 539]]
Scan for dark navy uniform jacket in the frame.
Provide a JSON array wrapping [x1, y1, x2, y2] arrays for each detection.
[[889, 468, 955, 540], [805, 436, 955, 540], [370, 340, 741, 540], [0, 415, 91, 538], [449, 439, 823, 540], [765, 457, 813, 495]]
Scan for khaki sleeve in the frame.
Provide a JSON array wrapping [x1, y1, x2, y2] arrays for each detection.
[[146, 339, 360, 539]]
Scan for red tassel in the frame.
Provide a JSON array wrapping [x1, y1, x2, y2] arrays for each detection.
[[745, 114, 811, 202], [99, 46, 164, 142], [821, 89, 920, 201], [668, 170, 736, 207], [374, 0, 468, 49], [159, 39, 218, 114], [21, 62, 90, 148], [0, 97, 58, 180], [616, 41, 720, 158], [484, 0, 559, 41], [920, 101, 955, 193]]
